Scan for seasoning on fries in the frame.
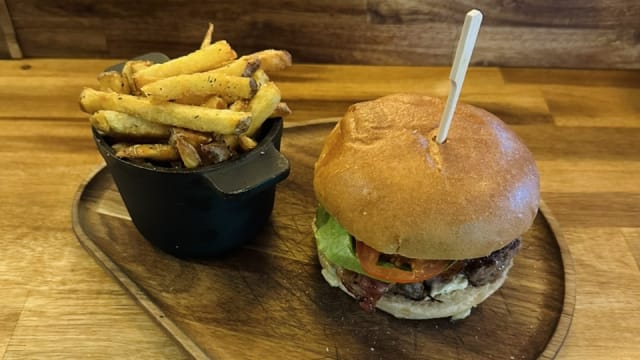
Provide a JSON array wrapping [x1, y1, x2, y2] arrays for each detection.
[[132, 40, 237, 88], [90, 110, 171, 139], [200, 23, 214, 50], [141, 72, 258, 102], [115, 144, 180, 161], [245, 81, 281, 137], [80, 88, 252, 134], [97, 71, 129, 94], [79, 23, 292, 168]]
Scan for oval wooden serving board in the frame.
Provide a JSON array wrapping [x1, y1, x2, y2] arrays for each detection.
[[72, 122, 575, 360]]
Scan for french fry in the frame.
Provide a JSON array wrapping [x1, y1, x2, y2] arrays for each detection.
[[83, 23, 293, 169], [122, 60, 153, 95], [201, 142, 233, 165], [80, 88, 251, 134], [171, 134, 202, 168], [201, 96, 227, 109], [175, 137, 201, 168], [97, 71, 129, 94], [270, 102, 292, 118], [240, 49, 292, 72], [241, 59, 261, 77], [176, 94, 227, 108], [202, 49, 288, 78], [245, 81, 281, 136], [212, 58, 261, 77], [141, 72, 257, 102], [251, 69, 270, 87], [229, 99, 249, 112], [111, 142, 130, 152], [170, 127, 212, 146], [238, 134, 257, 151], [90, 110, 171, 139], [174, 93, 210, 105], [133, 40, 237, 88], [200, 23, 214, 50], [115, 144, 179, 161], [222, 134, 239, 149]]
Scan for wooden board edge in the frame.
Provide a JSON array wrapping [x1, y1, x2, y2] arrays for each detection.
[[71, 164, 211, 360], [283, 116, 340, 129], [537, 199, 576, 359], [72, 163, 576, 360]]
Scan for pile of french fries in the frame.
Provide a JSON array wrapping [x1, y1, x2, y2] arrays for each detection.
[[79, 23, 292, 168]]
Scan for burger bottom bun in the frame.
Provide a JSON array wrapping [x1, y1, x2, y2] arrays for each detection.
[[318, 252, 511, 320]]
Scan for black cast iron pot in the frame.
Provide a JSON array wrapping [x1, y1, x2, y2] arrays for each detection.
[[92, 54, 290, 257], [93, 117, 289, 258]]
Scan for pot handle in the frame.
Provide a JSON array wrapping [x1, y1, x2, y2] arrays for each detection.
[[201, 144, 290, 197]]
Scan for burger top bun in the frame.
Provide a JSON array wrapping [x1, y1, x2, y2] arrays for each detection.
[[313, 94, 540, 260]]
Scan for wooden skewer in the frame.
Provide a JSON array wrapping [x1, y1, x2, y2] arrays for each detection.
[[436, 9, 483, 144]]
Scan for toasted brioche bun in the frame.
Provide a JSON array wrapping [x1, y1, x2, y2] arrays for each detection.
[[318, 251, 510, 320], [313, 94, 539, 260]]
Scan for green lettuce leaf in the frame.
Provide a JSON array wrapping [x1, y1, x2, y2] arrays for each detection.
[[314, 205, 364, 274]]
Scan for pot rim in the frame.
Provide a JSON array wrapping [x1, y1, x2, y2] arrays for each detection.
[[92, 116, 285, 174]]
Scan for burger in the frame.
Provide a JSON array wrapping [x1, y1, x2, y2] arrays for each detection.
[[312, 94, 540, 320]]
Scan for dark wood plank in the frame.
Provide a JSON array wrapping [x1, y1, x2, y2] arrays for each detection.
[[0, 0, 20, 58], [0, 34, 8, 58], [367, 0, 640, 27], [4, 0, 639, 69], [0, 0, 11, 58]]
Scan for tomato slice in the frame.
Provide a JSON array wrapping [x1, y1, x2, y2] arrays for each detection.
[[355, 241, 453, 284]]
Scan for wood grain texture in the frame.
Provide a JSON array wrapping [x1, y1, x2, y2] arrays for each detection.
[[0, 0, 12, 57], [72, 162, 572, 360], [0, 60, 639, 358], [3, 0, 639, 69], [72, 120, 575, 360], [0, 0, 21, 58]]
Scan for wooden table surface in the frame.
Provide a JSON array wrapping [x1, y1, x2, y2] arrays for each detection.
[[1, 59, 639, 359]]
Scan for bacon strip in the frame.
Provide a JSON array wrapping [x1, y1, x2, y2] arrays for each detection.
[[334, 239, 522, 312], [337, 267, 392, 312]]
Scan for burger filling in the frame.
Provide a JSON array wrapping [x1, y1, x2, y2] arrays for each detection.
[[314, 205, 521, 312]]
